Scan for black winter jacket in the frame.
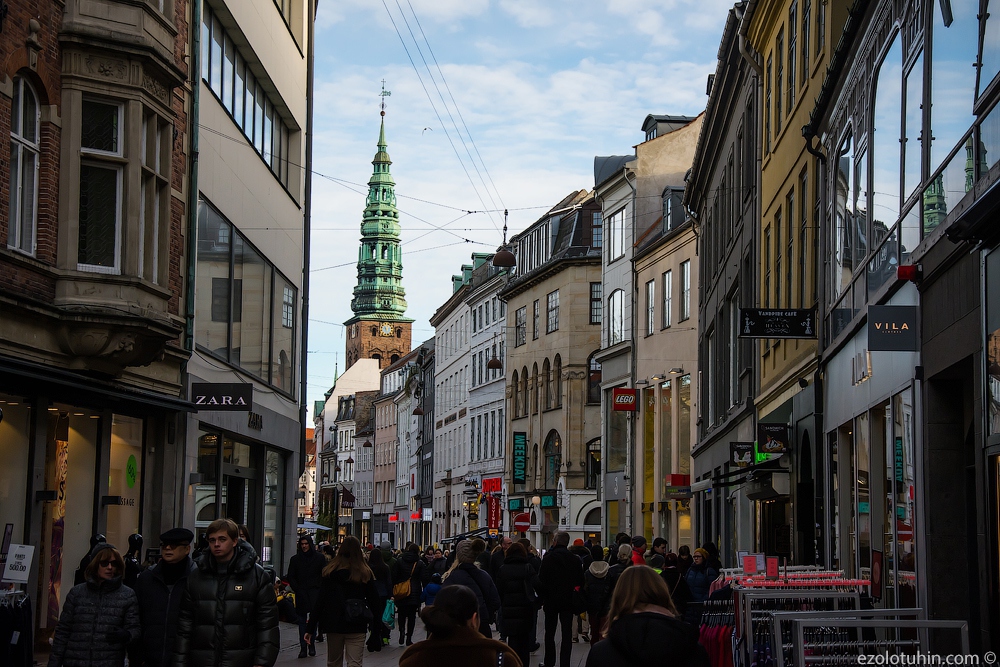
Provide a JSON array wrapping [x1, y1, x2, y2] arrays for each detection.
[[585, 612, 710, 667], [133, 558, 195, 667], [286, 547, 326, 614], [583, 566, 614, 618], [441, 563, 501, 630], [310, 567, 380, 635], [537, 545, 584, 612], [48, 576, 140, 667], [391, 552, 425, 608], [171, 542, 279, 667], [495, 556, 539, 637]]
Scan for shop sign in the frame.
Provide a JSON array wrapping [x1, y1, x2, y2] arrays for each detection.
[[410, 512, 421, 520], [512, 432, 527, 484], [340, 488, 356, 509], [2, 544, 34, 583], [739, 308, 816, 339], [611, 387, 637, 411], [868, 305, 918, 351], [388, 514, 398, 523], [482, 477, 502, 493], [486, 495, 501, 529], [192, 383, 253, 411], [894, 437, 904, 482], [508, 498, 523, 512], [422, 507, 433, 522], [538, 493, 556, 508], [247, 412, 263, 431], [756, 424, 789, 456], [730, 442, 754, 468]]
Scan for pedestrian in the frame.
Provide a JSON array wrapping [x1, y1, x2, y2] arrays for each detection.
[[517, 538, 542, 652], [488, 536, 513, 582], [606, 533, 630, 564], [629, 536, 648, 566], [648, 537, 668, 562], [366, 547, 393, 647], [584, 566, 709, 667], [684, 548, 719, 607], [648, 554, 665, 573], [583, 559, 613, 644], [426, 548, 448, 579], [306, 536, 379, 666], [421, 572, 443, 607], [47, 544, 140, 667], [537, 531, 585, 667], [677, 545, 693, 574], [608, 543, 632, 583], [133, 528, 195, 667], [700, 542, 723, 572], [440, 539, 501, 638], [567, 538, 592, 643], [391, 543, 426, 646], [660, 553, 693, 620], [379, 540, 397, 571], [287, 535, 326, 657], [399, 585, 521, 667], [172, 518, 279, 667], [494, 542, 539, 666]]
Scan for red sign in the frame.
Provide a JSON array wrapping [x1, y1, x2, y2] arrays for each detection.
[[482, 477, 502, 493], [513, 512, 531, 532], [410, 512, 421, 520], [388, 514, 398, 523], [486, 495, 502, 530], [612, 388, 637, 411]]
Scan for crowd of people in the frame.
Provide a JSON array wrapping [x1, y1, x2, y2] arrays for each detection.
[[45, 523, 721, 667]]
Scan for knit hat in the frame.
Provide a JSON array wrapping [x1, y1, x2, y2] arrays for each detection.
[[631, 535, 647, 548], [648, 554, 665, 569], [456, 540, 479, 564], [573, 538, 584, 546], [694, 548, 710, 559], [589, 560, 610, 578], [617, 544, 632, 561], [379, 540, 391, 550]]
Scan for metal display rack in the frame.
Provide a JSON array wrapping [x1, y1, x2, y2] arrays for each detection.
[[789, 619, 969, 666]]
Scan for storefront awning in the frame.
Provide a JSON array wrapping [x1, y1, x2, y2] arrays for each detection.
[[440, 527, 489, 544]]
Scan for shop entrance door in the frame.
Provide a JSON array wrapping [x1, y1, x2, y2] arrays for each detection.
[[221, 471, 258, 533]]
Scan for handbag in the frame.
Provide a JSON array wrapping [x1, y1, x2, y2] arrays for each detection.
[[393, 563, 417, 602], [344, 598, 373, 624], [382, 599, 396, 628]]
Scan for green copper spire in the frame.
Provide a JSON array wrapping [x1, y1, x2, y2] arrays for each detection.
[[348, 109, 411, 322]]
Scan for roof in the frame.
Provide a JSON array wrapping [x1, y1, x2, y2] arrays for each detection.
[[641, 114, 700, 135], [594, 155, 634, 190]]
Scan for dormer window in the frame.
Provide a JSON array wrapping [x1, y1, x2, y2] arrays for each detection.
[[646, 127, 657, 141]]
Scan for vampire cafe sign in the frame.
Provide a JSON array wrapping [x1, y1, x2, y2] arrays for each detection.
[[192, 383, 253, 411], [739, 309, 816, 339], [612, 387, 638, 412], [867, 305, 918, 351]]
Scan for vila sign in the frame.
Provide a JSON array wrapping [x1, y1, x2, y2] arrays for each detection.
[[512, 432, 528, 484], [739, 309, 816, 339], [612, 388, 637, 412], [192, 383, 253, 411], [867, 305, 918, 351]]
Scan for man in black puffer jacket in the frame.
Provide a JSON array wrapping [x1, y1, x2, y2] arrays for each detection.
[[133, 527, 196, 667], [172, 519, 279, 667]]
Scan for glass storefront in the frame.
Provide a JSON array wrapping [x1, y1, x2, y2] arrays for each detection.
[[106, 415, 143, 549], [0, 396, 30, 554]]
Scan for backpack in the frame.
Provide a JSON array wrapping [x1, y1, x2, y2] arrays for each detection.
[[393, 563, 417, 602]]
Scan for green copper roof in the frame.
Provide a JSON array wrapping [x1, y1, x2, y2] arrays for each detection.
[[347, 117, 412, 323]]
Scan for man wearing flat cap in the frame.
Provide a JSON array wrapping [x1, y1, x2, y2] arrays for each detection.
[[132, 527, 195, 667]]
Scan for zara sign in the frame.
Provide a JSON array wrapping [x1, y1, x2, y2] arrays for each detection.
[[191, 383, 253, 411]]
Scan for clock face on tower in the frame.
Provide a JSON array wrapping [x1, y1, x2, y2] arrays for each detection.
[[379, 322, 394, 337]]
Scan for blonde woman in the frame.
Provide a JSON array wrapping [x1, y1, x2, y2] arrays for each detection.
[[584, 566, 708, 667]]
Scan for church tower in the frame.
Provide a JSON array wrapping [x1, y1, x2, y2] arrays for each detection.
[[344, 99, 413, 370]]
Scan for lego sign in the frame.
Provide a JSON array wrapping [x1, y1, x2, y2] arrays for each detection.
[[612, 388, 637, 411]]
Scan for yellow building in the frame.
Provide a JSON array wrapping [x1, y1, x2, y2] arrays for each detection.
[[746, 0, 847, 560]]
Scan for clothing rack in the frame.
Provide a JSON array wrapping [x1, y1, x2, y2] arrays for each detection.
[[789, 619, 969, 667], [767, 608, 925, 667], [697, 598, 736, 667], [0, 588, 32, 667]]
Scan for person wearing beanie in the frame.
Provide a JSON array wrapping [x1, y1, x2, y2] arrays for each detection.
[[606, 533, 631, 564], [629, 535, 647, 566], [133, 528, 196, 667], [684, 548, 718, 606], [583, 560, 614, 644], [440, 538, 501, 638]]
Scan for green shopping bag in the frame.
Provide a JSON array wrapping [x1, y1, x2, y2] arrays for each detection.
[[382, 598, 396, 629]]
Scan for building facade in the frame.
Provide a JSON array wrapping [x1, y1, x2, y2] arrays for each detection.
[[500, 191, 603, 549]]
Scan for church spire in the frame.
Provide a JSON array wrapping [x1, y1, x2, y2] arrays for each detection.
[[348, 87, 411, 322]]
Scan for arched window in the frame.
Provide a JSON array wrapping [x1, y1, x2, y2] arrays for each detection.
[[9, 75, 40, 255], [583, 506, 601, 526], [512, 370, 520, 416], [587, 352, 602, 404], [531, 363, 539, 414], [390, 354, 399, 364], [542, 358, 551, 410], [608, 289, 625, 344], [586, 438, 601, 489], [553, 354, 563, 407], [520, 367, 529, 417], [543, 430, 561, 488]]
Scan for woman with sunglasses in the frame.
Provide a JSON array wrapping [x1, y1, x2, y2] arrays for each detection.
[[48, 544, 140, 667]]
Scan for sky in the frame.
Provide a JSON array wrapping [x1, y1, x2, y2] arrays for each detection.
[[306, 0, 734, 417]]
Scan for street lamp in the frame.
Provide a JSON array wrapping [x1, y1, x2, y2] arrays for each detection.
[[492, 209, 516, 268]]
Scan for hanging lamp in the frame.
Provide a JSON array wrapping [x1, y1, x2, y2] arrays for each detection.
[[492, 209, 516, 268]]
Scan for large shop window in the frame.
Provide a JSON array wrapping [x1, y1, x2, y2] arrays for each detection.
[[196, 199, 297, 394], [107, 416, 144, 550], [201, 5, 293, 189], [195, 428, 286, 569], [606, 391, 627, 472], [0, 396, 31, 549]]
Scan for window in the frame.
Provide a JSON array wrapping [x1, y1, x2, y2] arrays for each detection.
[[800, 169, 809, 307], [645, 280, 655, 335], [662, 270, 673, 328], [553, 354, 562, 407], [531, 363, 539, 414], [607, 206, 626, 261], [775, 208, 782, 308], [788, 3, 797, 112], [512, 371, 520, 416], [984, 2, 1000, 94], [765, 55, 773, 153], [590, 282, 603, 324], [8, 75, 39, 255], [801, 0, 811, 84], [608, 289, 625, 345], [202, 4, 292, 188], [587, 353, 601, 404], [79, 99, 124, 273], [197, 199, 297, 393], [816, 0, 825, 54], [786, 190, 794, 308], [765, 226, 772, 307], [680, 261, 691, 320], [542, 358, 551, 409], [663, 189, 684, 230], [873, 36, 902, 230], [140, 111, 170, 284], [546, 290, 559, 333], [515, 307, 526, 346], [544, 431, 561, 488], [729, 297, 739, 406], [931, 3, 977, 171], [592, 212, 603, 248], [586, 439, 601, 490], [532, 300, 539, 340], [776, 28, 784, 132]]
